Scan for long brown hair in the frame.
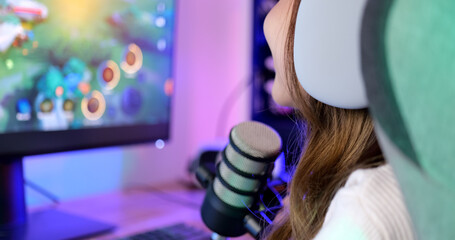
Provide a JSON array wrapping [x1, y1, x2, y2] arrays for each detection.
[[264, 0, 384, 239]]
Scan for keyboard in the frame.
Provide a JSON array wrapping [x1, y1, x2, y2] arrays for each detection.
[[118, 223, 212, 240]]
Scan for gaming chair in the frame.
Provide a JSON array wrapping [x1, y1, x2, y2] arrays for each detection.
[[294, 0, 455, 239], [362, 0, 455, 239]]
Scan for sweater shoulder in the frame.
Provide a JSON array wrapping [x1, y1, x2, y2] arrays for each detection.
[[314, 164, 415, 240]]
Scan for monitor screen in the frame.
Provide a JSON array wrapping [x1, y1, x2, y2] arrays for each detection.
[[0, 0, 175, 157]]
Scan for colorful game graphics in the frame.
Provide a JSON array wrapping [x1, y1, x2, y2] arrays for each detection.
[[8, 0, 48, 21], [106, 5, 171, 53], [0, 0, 47, 52], [0, 0, 174, 134], [63, 99, 74, 112], [121, 43, 143, 76], [38, 98, 53, 113], [81, 90, 106, 121], [121, 87, 142, 116], [97, 60, 121, 91], [16, 98, 31, 121]]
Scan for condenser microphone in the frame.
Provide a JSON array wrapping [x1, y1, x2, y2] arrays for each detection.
[[200, 121, 282, 237]]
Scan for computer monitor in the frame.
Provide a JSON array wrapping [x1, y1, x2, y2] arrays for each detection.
[[0, 0, 176, 239]]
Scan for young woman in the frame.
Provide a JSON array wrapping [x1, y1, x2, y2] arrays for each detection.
[[262, 0, 414, 239]]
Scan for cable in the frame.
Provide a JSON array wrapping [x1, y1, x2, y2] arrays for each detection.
[[215, 77, 253, 138], [25, 179, 60, 205], [25, 180, 200, 210], [125, 183, 202, 210]]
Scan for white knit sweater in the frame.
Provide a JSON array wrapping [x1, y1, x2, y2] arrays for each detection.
[[314, 164, 415, 240]]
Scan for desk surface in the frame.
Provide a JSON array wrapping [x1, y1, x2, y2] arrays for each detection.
[[45, 182, 253, 240]]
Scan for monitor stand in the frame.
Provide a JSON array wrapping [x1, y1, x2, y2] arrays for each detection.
[[0, 157, 115, 240]]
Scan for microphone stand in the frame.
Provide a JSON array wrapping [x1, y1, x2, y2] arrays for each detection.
[[211, 232, 228, 240], [196, 161, 286, 240]]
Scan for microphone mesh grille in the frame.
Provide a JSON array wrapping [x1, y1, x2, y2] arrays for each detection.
[[231, 121, 282, 160], [225, 144, 269, 175], [219, 161, 261, 192], [213, 178, 254, 208]]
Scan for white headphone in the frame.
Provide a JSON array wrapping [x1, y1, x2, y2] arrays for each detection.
[[294, 0, 368, 109]]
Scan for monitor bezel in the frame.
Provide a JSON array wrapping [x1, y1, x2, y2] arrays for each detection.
[[0, 123, 170, 158]]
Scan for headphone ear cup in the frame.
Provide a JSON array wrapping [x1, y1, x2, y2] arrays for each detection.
[[294, 0, 368, 109]]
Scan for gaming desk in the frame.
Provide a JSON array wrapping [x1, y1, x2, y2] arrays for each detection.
[[33, 181, 253, 240]]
